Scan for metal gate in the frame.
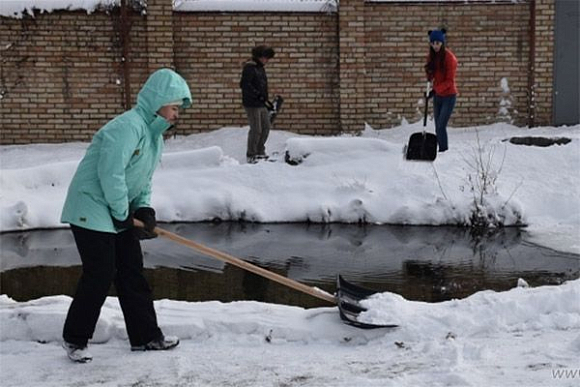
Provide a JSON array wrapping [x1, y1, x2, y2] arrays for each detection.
[[553, 0, 580, 126]]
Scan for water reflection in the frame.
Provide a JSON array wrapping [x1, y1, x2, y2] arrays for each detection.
[[1, 223, 578, 307]]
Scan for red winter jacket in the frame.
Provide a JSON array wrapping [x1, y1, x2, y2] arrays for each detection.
[[426, 48, 458, 97]]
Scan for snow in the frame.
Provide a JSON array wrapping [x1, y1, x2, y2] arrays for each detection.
[[0, 0, 521, 18], [501, 78, 510, 94], [1, 120, 579, 386], [0, 0, 338, 18], [0, 0, 117, 18], [1, 280, 579, 386], [2, 121, 579, 252], [174, 0, 338, 13]]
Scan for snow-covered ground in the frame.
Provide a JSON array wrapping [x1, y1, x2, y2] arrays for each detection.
[[1, 121, 579, 386], [2, 122, 579, 252], [1, 279, 579, 386]]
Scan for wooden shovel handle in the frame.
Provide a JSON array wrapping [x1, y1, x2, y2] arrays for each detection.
[[133, 219, 337, 304]]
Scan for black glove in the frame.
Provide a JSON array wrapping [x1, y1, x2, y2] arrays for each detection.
[[425, 90, 434, 99], [112, 214, 134, 230], [133, 207, 157, 240], [265, 100, 274, 111]]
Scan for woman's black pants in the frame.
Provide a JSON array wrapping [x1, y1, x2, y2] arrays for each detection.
[[62, 225, 162, 347]]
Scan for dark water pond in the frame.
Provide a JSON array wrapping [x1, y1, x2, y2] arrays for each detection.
[[1, 223, 578, 308]]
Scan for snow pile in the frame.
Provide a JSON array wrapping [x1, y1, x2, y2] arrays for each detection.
[[360, 278, 580, 335], [1, 279, 579, 386]]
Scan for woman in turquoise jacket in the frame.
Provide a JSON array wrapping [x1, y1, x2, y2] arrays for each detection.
[[60, 68, 192, 363]]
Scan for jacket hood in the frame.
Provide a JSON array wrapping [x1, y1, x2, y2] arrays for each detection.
[[247, 59, 263, 68], [136, 68, 192, 122]]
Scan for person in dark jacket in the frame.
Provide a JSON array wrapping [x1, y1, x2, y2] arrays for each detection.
[[240, 45, 275, 163], [425, 29, 458, 153], [60, 68, 192, 363]]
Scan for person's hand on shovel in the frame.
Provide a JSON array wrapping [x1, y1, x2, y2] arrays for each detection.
[[133, 207, 158, 239], [425, 81, 434, 99], [112, 208, 157, 239]]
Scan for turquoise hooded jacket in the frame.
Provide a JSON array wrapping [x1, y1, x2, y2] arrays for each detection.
[[61, 68, 192, 233]]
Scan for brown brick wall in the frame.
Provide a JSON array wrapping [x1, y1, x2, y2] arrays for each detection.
[[0, 11, 127, 143], [339, 0, 367, 133], [146, 0, 175, 71], [0, 0, 554, 144], [532, 0, 555, 126]]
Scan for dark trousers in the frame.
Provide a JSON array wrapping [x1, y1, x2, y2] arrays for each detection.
[[433, 94, 456, 151], [245, 106, 271, 157], [63, 225, 162, 347]]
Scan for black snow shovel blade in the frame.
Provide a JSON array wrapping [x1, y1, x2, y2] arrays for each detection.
[[405, 83, 437, 161], [405, 131, 438, 161], [337, 275, 399, 329]]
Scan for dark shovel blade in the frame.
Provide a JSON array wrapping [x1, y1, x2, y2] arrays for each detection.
[[405, 132, 438, 161], [337, 275, 399, 329]]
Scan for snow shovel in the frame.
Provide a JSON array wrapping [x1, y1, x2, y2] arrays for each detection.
[[134, 220, 397, 329], [405, 82, 438, 161], [266, 95, 283, 124]]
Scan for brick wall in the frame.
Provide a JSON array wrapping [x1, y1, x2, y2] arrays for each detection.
[[0, 0, 554, 144], [0, 11, 127, 142], [339, 0, 367, 133], [146, 0, 175, 71], [532, 0, 555, 126]]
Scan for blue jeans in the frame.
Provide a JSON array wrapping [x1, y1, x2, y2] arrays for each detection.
[[433, 94, 456, 151]]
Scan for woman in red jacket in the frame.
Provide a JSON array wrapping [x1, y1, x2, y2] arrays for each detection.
[[425, 29, 457, 152]]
